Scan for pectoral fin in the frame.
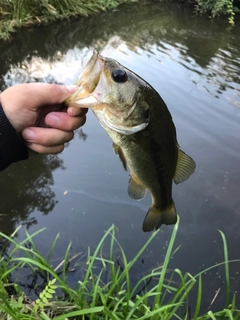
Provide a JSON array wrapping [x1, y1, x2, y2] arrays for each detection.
[[173, 149, 196, 184], [142, 203, 177, 232], [112, 143, 127, 171], [128, 174, 146, 200]]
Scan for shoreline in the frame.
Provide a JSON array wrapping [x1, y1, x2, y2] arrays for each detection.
[[0, 0, 239, 41]]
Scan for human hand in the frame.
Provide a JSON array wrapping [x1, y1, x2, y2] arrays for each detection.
[[0, 83, 87, 154]]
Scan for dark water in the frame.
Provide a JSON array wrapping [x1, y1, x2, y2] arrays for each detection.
[[0, 2, 240, 314]]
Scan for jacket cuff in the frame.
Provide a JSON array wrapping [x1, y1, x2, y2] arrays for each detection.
[[0, 103, 28, 171]]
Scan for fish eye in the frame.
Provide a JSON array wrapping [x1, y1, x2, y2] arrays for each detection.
[[111, 69, 128, 83]]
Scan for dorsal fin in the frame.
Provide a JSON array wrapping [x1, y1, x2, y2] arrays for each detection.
[[173, 149, 196, 185]]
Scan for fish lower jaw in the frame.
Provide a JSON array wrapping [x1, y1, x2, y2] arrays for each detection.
[[94, 109, 148, 135], [75, 95, 99, 107]]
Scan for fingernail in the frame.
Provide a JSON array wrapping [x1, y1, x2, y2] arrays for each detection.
[[23, 128, 35, 141], [47, 114, 60, 127], [68, 107, 79, 116], [65, 85, 79, 93]]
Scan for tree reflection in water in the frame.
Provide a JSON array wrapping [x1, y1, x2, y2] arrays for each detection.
[[0, 3, 239, 96], [0, 154, 64, 237]]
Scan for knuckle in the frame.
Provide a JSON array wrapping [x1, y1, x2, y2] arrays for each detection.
[[27, 143, 64, 154], [81, 115, 87, 126], [72, 115, 86, 130], [28, 143, 45, 154], [46, 84, 65, 103], [65, 131, 74, 142], [43, 134, 54, 146], [55, 145, 64, 154]]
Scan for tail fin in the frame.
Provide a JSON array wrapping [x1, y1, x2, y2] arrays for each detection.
[[142, 203, 177, 232]]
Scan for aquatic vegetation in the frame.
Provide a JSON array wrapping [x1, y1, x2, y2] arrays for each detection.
[[0, 221, 240, 319]]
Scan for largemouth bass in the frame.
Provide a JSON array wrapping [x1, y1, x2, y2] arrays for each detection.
[[66, 51, 196, 232]]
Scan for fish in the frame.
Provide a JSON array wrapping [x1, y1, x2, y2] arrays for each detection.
[[65, 51, 196, 232]]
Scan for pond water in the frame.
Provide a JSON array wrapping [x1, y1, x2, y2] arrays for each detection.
[[0, 2, 240, 314]]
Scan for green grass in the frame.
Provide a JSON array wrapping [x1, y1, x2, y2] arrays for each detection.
[[0, 0, 137, 41], [0, 0, 239, 41], [0, 218, 240, 319]]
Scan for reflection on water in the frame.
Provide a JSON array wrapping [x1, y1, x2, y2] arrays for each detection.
[[0, 154, 64, 236], [1, 3, 240, 100], [0, 128, 88, 237], [3, 48, 86, 86], [0, 2, 240, 314]]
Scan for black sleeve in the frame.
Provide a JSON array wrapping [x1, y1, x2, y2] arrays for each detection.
[[0, 103, 28, 171]]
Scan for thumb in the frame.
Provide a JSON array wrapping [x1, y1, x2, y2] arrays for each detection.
[[0, 83, 78, 133], [1, 83, 78, 111], [29, 83, 78, 106]]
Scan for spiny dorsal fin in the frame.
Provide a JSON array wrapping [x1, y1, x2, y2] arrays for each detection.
[[173, 149, 196, 185]]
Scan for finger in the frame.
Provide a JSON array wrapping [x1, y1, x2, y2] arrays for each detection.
[[35, 104, 64, 128], [45, 112, 87, 131], [1, 83, 78, 111], [26, 143, 65, 154], [22, 127, 74, 146], [67, 106, 88, 117]]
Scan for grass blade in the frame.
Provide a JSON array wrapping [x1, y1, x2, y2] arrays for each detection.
[[218, 230, 230, 308], [193, 273, 202, 319]]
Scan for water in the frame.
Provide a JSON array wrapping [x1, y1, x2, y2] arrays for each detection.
[[0, 2, 240, 314]]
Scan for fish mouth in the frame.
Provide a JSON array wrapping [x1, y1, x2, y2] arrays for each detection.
[[66, 50, 149, 135], [65, 50, 104, 108]]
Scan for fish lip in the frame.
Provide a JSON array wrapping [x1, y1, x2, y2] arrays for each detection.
[[76, 50, 99, 87]]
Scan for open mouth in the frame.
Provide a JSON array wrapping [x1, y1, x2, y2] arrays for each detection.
[[65, 50, 104, 108], [65, 51, 149, 135]]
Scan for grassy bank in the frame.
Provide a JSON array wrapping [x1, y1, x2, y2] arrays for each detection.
[[0, 220, 240, 319], [0, 0, 137, 41], [0, 0, 239, 41]]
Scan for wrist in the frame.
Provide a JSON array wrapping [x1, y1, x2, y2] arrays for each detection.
[[0, 102, 29, 170], [0, 94, 15, 131], [0, 92, 25, 133]]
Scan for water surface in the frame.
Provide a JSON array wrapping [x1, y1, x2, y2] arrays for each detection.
[[0, 2, 240, 314]]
